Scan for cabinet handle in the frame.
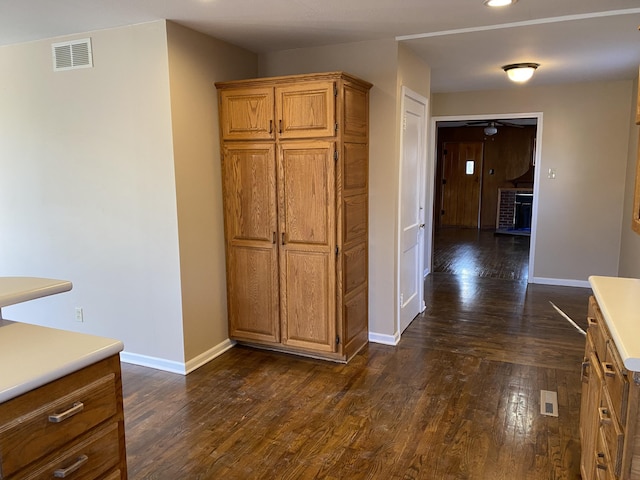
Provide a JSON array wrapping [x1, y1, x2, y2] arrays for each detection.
[[48, 401, 84, 423], [598, 407, 612, 425], [53, 454, 88, 478], [602, 362, 616, 378], [269, 120, 273, 134], [581, 360, 589, 383], [279, 119, 282, 134], [281, 232, 285, 245], [587, 316, 597, 328], [272, 232, 276, 244]]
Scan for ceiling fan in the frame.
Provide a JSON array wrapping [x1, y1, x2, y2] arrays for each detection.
[[464, 120, 524, 136]]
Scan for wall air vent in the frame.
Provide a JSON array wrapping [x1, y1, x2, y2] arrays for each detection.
[[52, 38, 93, 71]]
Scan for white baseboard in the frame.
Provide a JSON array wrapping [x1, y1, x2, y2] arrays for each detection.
[[531, 277, 591, 288], [184, 339, 236, 374], [368, 331, 400, 346], [119, 338, 236, 375]]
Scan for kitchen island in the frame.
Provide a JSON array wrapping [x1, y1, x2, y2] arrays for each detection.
[[580, 276, 640, 480], [0, 277, 127, 479]]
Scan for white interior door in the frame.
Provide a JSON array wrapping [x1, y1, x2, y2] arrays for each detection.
[[398, 87, 427, 334]]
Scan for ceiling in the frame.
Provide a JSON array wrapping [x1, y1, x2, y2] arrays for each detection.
[[2, 0, 639, 92]]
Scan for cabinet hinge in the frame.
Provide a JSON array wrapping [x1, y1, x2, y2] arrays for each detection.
[[334, 150, 338, 162], [335, 122, 339, 132], [336, 335, 340, 345], [334, 85, 338, 97], [335, 246, 339, 256]]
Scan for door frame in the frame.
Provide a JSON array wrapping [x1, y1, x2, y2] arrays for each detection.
[[428, 112, 544, 283], [396, 86, 429, 336]]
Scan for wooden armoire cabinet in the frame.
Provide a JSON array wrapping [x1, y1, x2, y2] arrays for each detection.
[[215, 72, 372, 362]]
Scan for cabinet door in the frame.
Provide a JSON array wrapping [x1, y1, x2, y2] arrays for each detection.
[[275, 82, 335, 139], [219, 87, 275, 140], [278, 142, 336, 353], [223, 144, 280, 343], [581, 339, 604, 480]]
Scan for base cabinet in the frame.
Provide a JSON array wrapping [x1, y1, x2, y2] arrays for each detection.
[[0, 355, 127, 480], [216, 72, 372, 362], [580, 296, 640, 479]]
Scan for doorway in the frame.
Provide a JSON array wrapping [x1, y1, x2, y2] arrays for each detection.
[[429, 113, 542, 282]]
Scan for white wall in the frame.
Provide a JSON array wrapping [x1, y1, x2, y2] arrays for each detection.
[[0, 22, 186, 361], [166, 22, 257, 365], [432, 80, 632, 284], [618, 76, 640, 277]]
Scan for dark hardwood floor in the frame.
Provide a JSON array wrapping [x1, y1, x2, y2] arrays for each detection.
[[433, 228, 530, 281], [121, 231, 590, 479]]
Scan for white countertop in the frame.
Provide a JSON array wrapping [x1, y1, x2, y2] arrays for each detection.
[[589, 275, 640, 371], [0, 320, 124, 403], [0, 277, 72, 308], [0, 276, 124, 403]]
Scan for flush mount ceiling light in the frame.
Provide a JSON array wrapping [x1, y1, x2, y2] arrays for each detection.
[[484, 0, 517, 7], [502, 63, 540, 83]]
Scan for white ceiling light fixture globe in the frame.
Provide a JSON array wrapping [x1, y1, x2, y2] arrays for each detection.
[[484, 125, 498, 136], [484, 0, 517, 7], [502, 63, 540, 83]]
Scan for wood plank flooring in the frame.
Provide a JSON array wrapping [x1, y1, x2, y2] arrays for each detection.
[[433, 228, 530, 281], [121, 271, 590, 479]]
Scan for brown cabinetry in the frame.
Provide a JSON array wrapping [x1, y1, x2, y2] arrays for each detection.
[[0, 355, 127, 479], [580, 296, 640, 479], [216, 72, 372, 362]]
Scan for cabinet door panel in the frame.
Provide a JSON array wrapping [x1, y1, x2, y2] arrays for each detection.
[[227, 245, 279, 342], [219, 87, 274, 140], [279, 143, 334, 245], [276, 82, 335, 139], [223, 144, 277, 243], [223, 144, 279, 343], [582, 344, 604, 480], [281, 251, 334, 352], [278, 142, 336, 352], [343, 84, 369, 140]]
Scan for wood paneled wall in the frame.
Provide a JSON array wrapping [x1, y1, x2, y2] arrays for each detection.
[[435, 125, 537, 229]]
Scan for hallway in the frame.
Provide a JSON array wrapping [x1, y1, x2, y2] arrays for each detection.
[[433, 228, 530, 281]]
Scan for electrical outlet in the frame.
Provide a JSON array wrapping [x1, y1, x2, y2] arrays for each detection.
[[75, 307, 84, 322], [548, 168, 556, 179]]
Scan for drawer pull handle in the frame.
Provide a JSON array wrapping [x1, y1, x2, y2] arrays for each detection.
[[49, 401, 84, 423], [53, 454, 88, 478], [581, 360, 589, 383], [598, 407, 612, 424], [602, 362, 616, 378]]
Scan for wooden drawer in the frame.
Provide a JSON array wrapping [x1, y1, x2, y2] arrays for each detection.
[[0, 359, 119, 477], [599, 393, 624, 477], [11, 422, 120, 480], [595, 428, 617, 480], [102, 470, 123, 480], [603, 342, 630, 426], [588, 296, 609, 360]]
